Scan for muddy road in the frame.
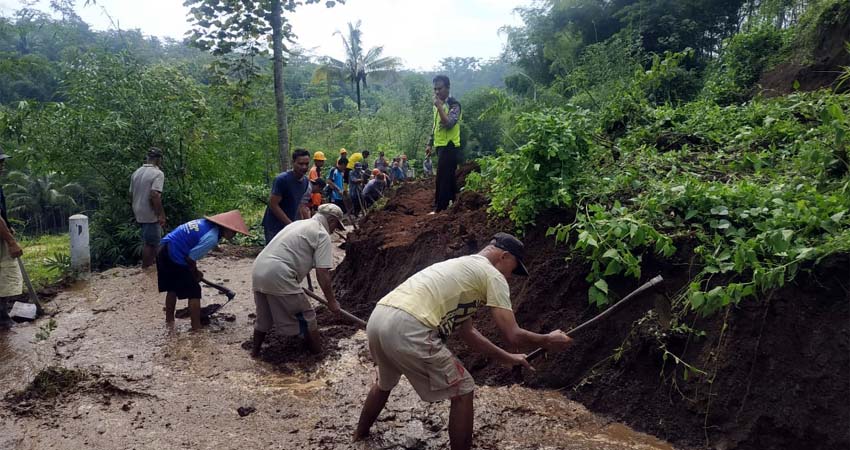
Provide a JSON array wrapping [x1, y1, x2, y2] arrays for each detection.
[[1, 240, 676, 450]]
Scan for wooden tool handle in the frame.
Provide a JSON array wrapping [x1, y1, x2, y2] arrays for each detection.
[[302, 288, 367, 328], [525, 275, 664, 364]]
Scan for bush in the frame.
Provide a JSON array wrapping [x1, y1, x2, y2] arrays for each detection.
[[702, 26, 788, 103], [478, 106, 597, 228]]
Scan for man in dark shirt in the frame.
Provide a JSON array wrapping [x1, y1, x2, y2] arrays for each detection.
[[0, 149, 23, 329], [262, 149, 311, 245]]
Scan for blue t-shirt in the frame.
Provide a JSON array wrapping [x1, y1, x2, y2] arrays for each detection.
[[262, 171, 309, 237], [329, 168, 344, 201], [162, 219, 219, 266]]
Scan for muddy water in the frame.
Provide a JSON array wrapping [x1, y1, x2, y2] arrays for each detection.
[[0, 238, 676, 450]]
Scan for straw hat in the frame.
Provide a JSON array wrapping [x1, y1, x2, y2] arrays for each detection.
[[205, 210, 251, 236]]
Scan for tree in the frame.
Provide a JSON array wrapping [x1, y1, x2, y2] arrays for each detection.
[[184, 0, 342, 171], [4, 170, 82, 234], [315, 20, 401, 112]]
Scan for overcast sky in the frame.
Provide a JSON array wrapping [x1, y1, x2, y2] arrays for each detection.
[[0, 0, 528, 70]]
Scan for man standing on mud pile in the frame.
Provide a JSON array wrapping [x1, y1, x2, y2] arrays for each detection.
[[262, 149, 311, 245], [157, 210, 250, 331], [426, 75, 461, 214], [0, 149, 23, 329], [354, 233, 573, 450], [250, 204, 344, 357], [130, 147, 166, 269]]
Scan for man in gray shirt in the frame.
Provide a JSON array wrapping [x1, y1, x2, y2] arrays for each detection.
[[130, 148, 166, 268]]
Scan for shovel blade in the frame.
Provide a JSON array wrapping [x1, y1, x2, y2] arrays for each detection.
[[10, 302, 38, 320]]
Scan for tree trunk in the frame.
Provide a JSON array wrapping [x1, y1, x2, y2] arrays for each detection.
[[356, 81, 362, 112], [271, 0, 290, 171]]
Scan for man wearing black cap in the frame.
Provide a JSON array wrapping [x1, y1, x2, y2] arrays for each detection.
[[0, 149, 23, 329], [130, 147, 166, 268], [354, 232, 573, 450]]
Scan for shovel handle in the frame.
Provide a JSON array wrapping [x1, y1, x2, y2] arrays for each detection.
[[523, 275, 664, 364], [201, 277, 236, 299], [302, 288, 367, 328], [16, 258, 43, 309]]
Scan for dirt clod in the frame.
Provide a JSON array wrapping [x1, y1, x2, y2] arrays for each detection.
[[237, 406, 256, 417]]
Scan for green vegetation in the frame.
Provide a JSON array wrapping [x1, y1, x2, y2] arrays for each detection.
[[17, 234, 72, 289], [1, 0, 847, 317], [467, 0, 850, 317], [0, 2, 510, 269]]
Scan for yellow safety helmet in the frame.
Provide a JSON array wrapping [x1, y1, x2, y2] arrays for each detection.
[[339, 148, 348, 155], [313, 151, 326, 161]]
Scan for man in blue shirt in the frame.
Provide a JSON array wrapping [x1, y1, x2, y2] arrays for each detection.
[[262, 149, 311, 244], [327, 157, 348, 213], [157, 210, 250, 330]]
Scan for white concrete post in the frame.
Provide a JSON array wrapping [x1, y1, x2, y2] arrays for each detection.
[[69, 214, 90, 280]]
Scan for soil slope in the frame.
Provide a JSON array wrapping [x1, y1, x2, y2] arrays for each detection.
[[333, 172, 850, 450]]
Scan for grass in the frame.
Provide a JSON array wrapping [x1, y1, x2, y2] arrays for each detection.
[[15, 233, 70, 289]]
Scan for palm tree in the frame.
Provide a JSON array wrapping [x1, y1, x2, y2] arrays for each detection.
[[314, 21, 401, 112], [4, 171, 83, 234]]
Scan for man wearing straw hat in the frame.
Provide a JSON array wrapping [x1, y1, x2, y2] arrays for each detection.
[[157, 210, 250, 330], [250, 204, 345, 358]]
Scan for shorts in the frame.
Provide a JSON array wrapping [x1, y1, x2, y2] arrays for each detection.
[[0, 241, 22, 298], [140, 222, 162, 246], [367, 305, 475, 402], [253, 291, 317, 336], [156, 244, 202, 299]]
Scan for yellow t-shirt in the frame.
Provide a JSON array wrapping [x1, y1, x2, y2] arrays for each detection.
[[346, 153, 363, 170], [378, 254, 512, 338]]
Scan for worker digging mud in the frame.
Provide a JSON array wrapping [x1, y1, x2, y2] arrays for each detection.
[[354, 233, 574, 450], [157, 210, 250, 331], [250, 204, 345, 358], [0, 148, 22, 330]]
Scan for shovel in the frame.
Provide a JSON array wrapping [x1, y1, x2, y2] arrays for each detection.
[[200, 278, 236, 316], [10, 258, 43, 321], [516, 275, 665, 373]]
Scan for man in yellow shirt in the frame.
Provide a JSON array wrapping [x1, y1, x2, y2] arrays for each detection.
[[354, 233, 573, 450]]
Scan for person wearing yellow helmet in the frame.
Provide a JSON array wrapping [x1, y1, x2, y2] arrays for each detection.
[[308, 151, 327, 213]]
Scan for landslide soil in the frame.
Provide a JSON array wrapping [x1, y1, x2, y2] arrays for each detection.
[[0, 235, 675, 450], [333, 171, 850, 450]]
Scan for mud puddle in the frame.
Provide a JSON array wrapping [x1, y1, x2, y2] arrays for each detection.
[[0, 237, 677, 449]]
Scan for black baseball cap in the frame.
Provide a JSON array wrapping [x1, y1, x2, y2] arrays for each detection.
[[148, 147, 163, 158], [491, 232, 529, 276]]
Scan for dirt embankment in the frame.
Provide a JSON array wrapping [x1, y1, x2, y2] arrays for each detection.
[[333, 167, 850, 450], [759, 1, 850, 95]]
